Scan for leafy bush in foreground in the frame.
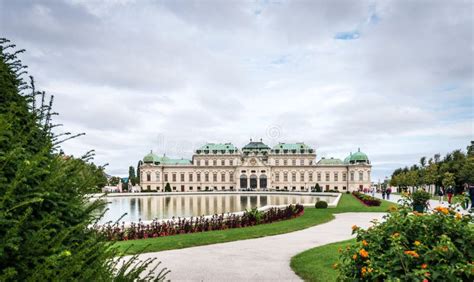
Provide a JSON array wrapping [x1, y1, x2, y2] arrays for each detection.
[[0, 39, 168, 280], [352, 191, 381, 206], [337, 202, 473, 281], [99, 204, 304, 241]]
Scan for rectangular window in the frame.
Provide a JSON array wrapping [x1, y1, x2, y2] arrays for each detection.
[[147, 185, 151, 190], [283, 159, 288, 166], [325, 173, 330, 182], [292, 172, 296, 182], [189, 173, 193, 182], [317, 173, 321, 181], [229, 173, 234, 182], [205, 173, 209, 182], [221, 159, 224, 166], [284, 172, 288, 181], [275, 159, 280, 166], [221, 173, 225, 182], [342, 173, 347, 181], [229, 160, 233, 166], [309, 172, 313, 182], [292, 159, 296, 166], [146, 173, 151, 182], [300, 159, 304, 166], [359, 172, 363, 181], [300, 172, 304, 182], [173, 186, 176, 191], [350, 172, 354, 181], [180, 173, 185, 182], [275, 172, 280, 182], [334, 172, 338, 182], [197, 173, 201, 182], [213, 159, 217, 166], [205, 160, 209, 166], [172, 173, 176, 182], [213, 173, 217, 182], [164, 173, 168, 182], [155, 172, 160, 181]]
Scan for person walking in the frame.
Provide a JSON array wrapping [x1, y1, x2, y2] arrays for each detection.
[[381, 188, 386, 200], [446, 186, 454, 204], [468, 184, 474, 211], [386, 187, 392, 200], [438, 187, 445, 204]]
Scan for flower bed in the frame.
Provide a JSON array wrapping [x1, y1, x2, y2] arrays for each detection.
[[98, 204, 304, 241], [336, 203, 473, 280], [352, 191, 381, 206]]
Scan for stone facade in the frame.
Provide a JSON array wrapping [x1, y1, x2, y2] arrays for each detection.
[[139, 140, 371, 192]]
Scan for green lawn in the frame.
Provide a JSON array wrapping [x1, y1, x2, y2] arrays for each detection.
[[113, 194, 393, 255], [290, 239, 355, 282]]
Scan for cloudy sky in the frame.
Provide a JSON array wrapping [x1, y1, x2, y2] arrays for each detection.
[[1, 0, 473, 180]]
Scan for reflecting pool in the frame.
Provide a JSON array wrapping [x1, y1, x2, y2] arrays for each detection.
[[99, 193, 336, 224]]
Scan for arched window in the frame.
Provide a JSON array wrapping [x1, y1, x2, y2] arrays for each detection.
[[292, 172, 296, 182], [259, 174, 267, 188], [250, 174, 258, 189], [359, 171, 363, 181], [146, 172, 151, 182], [240, 174, 248, 188], [155, 172, 160, 181]]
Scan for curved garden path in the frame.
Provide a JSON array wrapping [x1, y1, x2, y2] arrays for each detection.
[[135, 212, 385, 281]]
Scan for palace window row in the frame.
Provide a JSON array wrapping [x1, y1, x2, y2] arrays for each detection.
[[274, 159, 313, 166], [197, 159, 235, 166]]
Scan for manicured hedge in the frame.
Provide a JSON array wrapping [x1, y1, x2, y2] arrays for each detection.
[[352, 191, 381, 206], [99, 204, 304, 241]]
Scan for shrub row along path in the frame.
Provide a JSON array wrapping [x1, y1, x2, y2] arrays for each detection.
[[134, 212, 385, 281]]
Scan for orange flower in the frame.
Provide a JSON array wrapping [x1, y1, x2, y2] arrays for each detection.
[[368, 267, 373, 273], [404, 250, 420, 258], [352, 225, 359, 231], [359, 248, 369, 258], [392, 232, 400, 237], [353, 254, 358, 260], [455, 213, 462, 220], [441, 246, 448, 252], [434, 206, 449, 215], [421, 263, 428, 269], [361, 267, 367, 276], [414, 241, 421, 246], [362, 240, 368, 246]]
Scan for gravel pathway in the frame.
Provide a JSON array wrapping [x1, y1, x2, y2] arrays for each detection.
[[135, 212, 385, 281]]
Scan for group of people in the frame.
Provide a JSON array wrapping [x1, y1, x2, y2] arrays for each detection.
[[438, 183, 474, 209]]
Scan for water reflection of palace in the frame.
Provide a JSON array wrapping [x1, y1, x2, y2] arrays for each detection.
[[103, 194, 333, 223], [140, 140, 371, 193]]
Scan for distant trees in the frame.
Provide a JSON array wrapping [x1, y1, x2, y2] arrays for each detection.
[[109, 176, 121, 186], [390, 142, 474, 194], [128, 166, 137, 186]]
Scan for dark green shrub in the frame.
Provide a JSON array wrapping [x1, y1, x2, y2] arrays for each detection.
[[315, 201, 328, 209], [0, 39, 168, 281], [164, 182, 171, 192], [314, 183, 322, 192]]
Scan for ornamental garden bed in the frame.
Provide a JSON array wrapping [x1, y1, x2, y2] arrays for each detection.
[[352, 191, 381, 206], [98, 204, 304, 241]]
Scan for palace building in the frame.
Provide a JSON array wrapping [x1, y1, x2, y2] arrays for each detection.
[[139, 140, 371, 192]]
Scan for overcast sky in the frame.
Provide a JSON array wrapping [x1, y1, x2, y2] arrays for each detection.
[[1, 0, 473, 181]]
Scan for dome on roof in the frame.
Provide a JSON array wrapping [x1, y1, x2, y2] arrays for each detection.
[[242, 139, 270, 151], [346, 148, 369, 164], [143, 151, 160, 163], [318, 157, 344, 165]]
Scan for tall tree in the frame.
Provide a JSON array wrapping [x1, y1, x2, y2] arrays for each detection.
[[0, 39, 167, 280], [128, 166, 137, 186]]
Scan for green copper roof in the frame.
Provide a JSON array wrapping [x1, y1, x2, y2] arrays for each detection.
[[143, 151, 160, 163], [272, 142, 311, 150], [318, 157, 344, 165], [345, 148, 369, 164], [143, 151, 191, 165], [242, 140, 271, 151], [196, 143, 237, 154]]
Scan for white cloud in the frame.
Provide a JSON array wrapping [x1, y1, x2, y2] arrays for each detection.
[[1, 0, 472, 181]]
